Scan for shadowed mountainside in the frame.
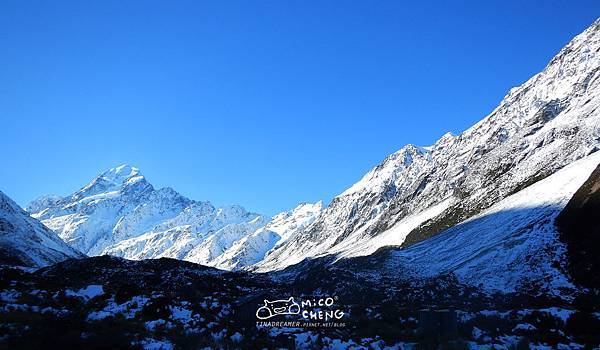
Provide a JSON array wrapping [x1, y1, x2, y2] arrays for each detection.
[[556, 164, 600, 291]]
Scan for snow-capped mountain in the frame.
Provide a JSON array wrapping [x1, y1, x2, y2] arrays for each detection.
[[28, 165, 191, 256], [26, 165, 270, 265], [26, 165, 322, 269], [255, 18, 600, 271], [0, 190, 83, 267]]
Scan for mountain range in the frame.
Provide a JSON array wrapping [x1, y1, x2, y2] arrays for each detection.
[[1, 17, 600, 350], [18, 18, 600, 288], [2, 17, 599, 283], [23, 164, 322, 270]]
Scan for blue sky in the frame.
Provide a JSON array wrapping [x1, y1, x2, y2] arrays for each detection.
[[1, 1, 599, 215]]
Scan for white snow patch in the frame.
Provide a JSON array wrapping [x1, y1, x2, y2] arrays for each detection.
[[66, 285, 104, 300]]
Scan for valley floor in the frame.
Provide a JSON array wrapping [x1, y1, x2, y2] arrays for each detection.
[[1, 256, 599, 349]]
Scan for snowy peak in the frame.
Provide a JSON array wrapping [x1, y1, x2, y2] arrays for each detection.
[[27, 164, 166, 254], [101, 164, 141, 184], [269, 201, 322, 228], [341, 144, 430, 197], [429, 132, 455, 153], [292, 201, 324, 217], [75, 164, 149, 200]]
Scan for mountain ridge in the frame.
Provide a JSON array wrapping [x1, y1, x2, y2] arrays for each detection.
[[0, 190, 84, 267], [253, 17, 600, 271]]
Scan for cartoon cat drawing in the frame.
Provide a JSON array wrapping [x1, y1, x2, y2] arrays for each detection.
[[256, 297, 301, 320]]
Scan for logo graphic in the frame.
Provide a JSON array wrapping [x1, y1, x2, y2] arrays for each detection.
[[255, 297, 301, 320]]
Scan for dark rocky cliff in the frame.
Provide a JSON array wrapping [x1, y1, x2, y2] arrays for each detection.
[[556, 163, 600, 290]]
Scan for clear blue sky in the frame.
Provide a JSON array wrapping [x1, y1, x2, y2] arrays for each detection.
[[1, 1, 598, 215]]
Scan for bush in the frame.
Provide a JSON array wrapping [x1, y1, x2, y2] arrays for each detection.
[[139, 296, 172, 320], [114, 282, 143, 304], [565, 311, 600, 345]]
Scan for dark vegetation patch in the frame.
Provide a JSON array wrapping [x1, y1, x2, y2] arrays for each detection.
[[401, 204, 480, 247], [1, 254, 599, 348]]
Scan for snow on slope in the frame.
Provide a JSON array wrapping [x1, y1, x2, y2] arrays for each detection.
[[0, 190, 83, 267], [378, 151, 600, 295], [332, 197, 454, 259], [209, 202, 322, 270], [208, 228, 281, 270], [263, 202, 323, 243], [103, 208, 269, 265], [254, 18, 600, 272]]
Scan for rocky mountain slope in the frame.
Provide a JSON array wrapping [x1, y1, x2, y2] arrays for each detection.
[[209, 202, 322, 270], [255, 18, 600, 271], [556, 159, 600, 290], [299, 151, 600, 298], [0, 190, 83, 267]]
